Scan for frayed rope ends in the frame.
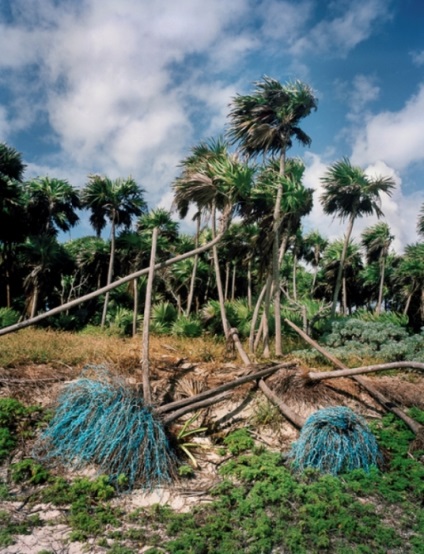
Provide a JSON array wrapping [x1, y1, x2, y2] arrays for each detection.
[[34, 365, 177, 490], [290, 406, 382, 475]]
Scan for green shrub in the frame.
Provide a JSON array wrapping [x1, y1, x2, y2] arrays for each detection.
[[171, 315, 202, 338], [0, 398, 43, 461], [0, 308, 20, 328]]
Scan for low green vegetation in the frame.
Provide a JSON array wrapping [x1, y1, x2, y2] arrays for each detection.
[[296, 318, 424, 364], [0, 393, 423, 552]]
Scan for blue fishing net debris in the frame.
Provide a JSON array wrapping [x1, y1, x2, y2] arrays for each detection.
[[290, 406, 382, 475], [34, 365, 177, 490]]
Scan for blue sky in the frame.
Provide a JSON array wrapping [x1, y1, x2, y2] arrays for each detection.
[[1, 0, 423, 252]]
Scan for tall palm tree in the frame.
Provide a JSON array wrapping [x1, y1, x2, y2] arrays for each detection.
[[227, 77, 317, 355], [361, 222, 394, 314], [0, 143, 27, 307], [320, 158, 395, 316], [24, 177, 81, 237], [241, 158, 313, 356], [81, 175, 147, 327]]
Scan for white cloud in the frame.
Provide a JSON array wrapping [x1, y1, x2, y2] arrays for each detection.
[[352, 84, 424, 170], [291, 0, 392, 57], [410, 50, 424, 66], [303, 154, 422, 253]]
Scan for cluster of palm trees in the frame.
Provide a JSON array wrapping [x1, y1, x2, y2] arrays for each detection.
[[1, 76, 424, 346]]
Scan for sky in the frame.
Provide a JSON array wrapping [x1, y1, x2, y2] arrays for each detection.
[[1, 0, 423, 253]]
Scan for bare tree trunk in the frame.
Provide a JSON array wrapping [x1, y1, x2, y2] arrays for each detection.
[[342, 276, 347, 315], [331, 215, 354, 317], [376, 254, 385, 315], [247, 258, 252, 310], [273, 150, 286, 357], [309, 361, 424, 381], [141, 227, 158, 404], [186, 214, 200, 316], [231, 262, 236, 301], [132, 278, 138, 337], [224, 261, 230, 301], [249, 284, 267, 353], [101, 218, 116, 328]]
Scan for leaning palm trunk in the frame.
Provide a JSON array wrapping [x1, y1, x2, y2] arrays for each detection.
[[141, 227, 158, 404]]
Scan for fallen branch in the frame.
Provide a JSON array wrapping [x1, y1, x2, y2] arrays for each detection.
[[258, 379, 305, 429], [163, 391, 232, 424], [156, 361, 297, 415], [284, 318, 423, 435], [309, 361, 424, 381]]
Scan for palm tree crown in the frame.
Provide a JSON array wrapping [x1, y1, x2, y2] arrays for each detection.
[[321, 158, 395, 222], [227, 77, 317, 162]]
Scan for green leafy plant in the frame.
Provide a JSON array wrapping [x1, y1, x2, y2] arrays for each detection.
[[10, 459, 50, 485], [176, 414, 208, 468]]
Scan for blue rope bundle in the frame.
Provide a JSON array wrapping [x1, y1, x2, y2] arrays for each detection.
[[35, 366, 176, 489], [290, 406, 381, 475]]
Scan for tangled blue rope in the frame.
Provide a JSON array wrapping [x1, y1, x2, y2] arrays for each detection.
[[35, 365, 176, 490], [290, 406, 381, 475]]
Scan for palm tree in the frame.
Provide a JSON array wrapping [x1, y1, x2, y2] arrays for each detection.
[[24, 177, 81, 236], [172, 138, 253, 340], [321, 238, 363, 315], [241, 158, 313, 356], [303, 230, 328, 294], [361, 222, 394, 314], [19, 235, 74, 318], [81, 175, 147, 327], [320, 158, 395, 316], [0, 143, 27, 307], [393, 243, 424, 326], [227, 77, 317, 355]]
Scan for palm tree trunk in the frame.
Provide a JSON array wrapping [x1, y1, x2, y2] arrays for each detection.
[[331, 215, 355, 316], [249, 283, 267, 353], [342, 276, 347, 315], [247, 258, 252, 310], [376, 255, 386, 315], [231, 262, 236, 301], [30, 284, 39, 319], [224, 261, 230, 300], [211, 202, 230, 338], [272, 149, 286, 356], [186, 214, 200, 316], [141, 227, 158, 404], [132, 278, 138, 337], [101, 218, 116, 328], [292, 251, 298, 302]]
